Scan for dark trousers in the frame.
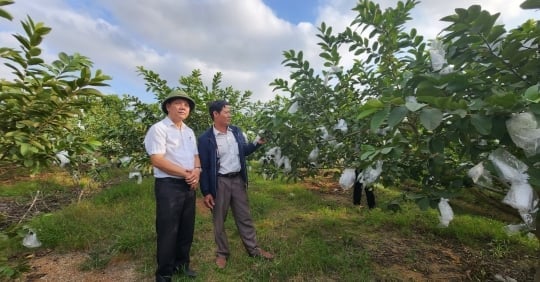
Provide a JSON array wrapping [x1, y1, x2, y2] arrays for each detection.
[[353, 170, 375, 209], [154, 178, 196, 278]]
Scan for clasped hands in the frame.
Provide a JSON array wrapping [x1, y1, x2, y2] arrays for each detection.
[[185, 168, 200, 190]]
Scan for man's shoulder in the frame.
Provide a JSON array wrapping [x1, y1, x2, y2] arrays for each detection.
[[198, 128, 214, 139], [153, 118, 170, 127], [147, 119, 167, 132], [229, 125, 241, 132]]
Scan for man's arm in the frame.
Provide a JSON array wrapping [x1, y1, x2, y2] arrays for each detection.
[[184, 154, 201, 189], [149, 154, 191, 178], [198, 134, 211, 196], [197, 134, 215, 209]]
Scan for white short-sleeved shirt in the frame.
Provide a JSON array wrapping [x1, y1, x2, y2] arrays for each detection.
[[144, 117, 198, 178]]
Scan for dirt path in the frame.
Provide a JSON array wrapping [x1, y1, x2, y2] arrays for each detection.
[[21, 251, 145, 282]]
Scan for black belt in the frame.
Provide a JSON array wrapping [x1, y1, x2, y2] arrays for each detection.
[[218, 172, 240, 178], [156, 177, 187, 184]]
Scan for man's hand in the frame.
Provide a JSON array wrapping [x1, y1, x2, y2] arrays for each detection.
[[185, 168, 200, 190], [204, 194, 215, 209]]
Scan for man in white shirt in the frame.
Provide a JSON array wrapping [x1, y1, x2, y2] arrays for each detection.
[[144, 90, 201, 282]]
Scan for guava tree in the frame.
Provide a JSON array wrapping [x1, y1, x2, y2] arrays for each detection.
[[0, 2, 110, 178], [262, 0, 539, 226], [258, 0, 540, 275], [256, 1, 539, 277], [258, 0, 430, 181]]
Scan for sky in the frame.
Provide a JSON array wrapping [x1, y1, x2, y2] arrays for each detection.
[[0, 0, 537, 104]]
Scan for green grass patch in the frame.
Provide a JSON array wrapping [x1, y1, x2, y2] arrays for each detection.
[[2, 170, 538, 280]]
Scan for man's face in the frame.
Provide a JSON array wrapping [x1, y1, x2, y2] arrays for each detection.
[[166, 98, 191, 121], [214, 105, 232, 126]]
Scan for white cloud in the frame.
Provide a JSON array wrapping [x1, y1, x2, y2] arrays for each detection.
[[0, 0, 536, 103]]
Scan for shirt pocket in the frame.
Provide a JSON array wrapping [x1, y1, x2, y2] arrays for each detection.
[[166, 131, 182, 148]]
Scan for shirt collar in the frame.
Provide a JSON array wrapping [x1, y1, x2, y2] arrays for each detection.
[[164, 117, 186, 129], [213, 125, 231, 136]]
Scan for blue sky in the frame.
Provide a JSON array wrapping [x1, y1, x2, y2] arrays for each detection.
[[263, 0, 319, 24], [0, 1, 537, 104]]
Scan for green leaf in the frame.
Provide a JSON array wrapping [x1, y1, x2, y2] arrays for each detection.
[[524, 84, 540, 103], [405, 97, 427, 112], [360, 150, 378, 161], [357, 108, 379, 120], [88, 139, 102, 146], [485, 91, 521, 108], [416, 197, 430, 211], [23, 159, 33, 167], [387, 106, 408, 127], [521, 0, 540, 9], [20, 143, 30, 156], [530, 103, 540, 115], [419, 108, 443, 131], [416, 80, 443, 96], [429, 136, 445, 154], [363, 98, 384, 109], [27, 57, 44, 65], [451, 109, 467, 118], [19, 143, 37, 156], [0, 8, 13, 21], [370, 107, 390, 132], [470, 114, 492, 135], [358, 99, 384, 119]]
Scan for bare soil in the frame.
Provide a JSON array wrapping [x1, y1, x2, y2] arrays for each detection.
[[20, 250, 141, 282], [2, 176, 538, 281]]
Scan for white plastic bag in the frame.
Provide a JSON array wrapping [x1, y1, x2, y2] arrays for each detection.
[[467, 162, 493, 188], [55, 151, 70, 167], [438, 198, 454, 227], [339, 168, 356, 190], [129, 171, 142, 184], [282, 156, 291, 173], [308, 147, 319, 162], [488, 148, 528, 182], [429, 40, 454, 74], [502, 182, 535, 212], [488, 148, 538, 230], [22, 229, 42, 248], [488, 149, 534, 212], [288, 101, 299, 114], [506, 112, 540, 157], [317, 126, 332, 141], [429, 40, 446, 71], [333, 119, 348, 133], [504, 223, 528, 235], [265, 147, 282, 167], [359, 160, 383, 186]]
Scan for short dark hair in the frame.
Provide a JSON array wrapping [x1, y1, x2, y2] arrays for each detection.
[[208, 100, 229, 120]]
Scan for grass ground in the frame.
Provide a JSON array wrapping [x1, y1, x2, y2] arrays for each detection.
[[1, 169, 539, 281]]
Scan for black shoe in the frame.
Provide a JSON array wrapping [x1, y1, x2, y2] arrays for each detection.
[[174, 266, 197, 278], [156, 274, 172, 282], [183, 268, 197, 278]]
